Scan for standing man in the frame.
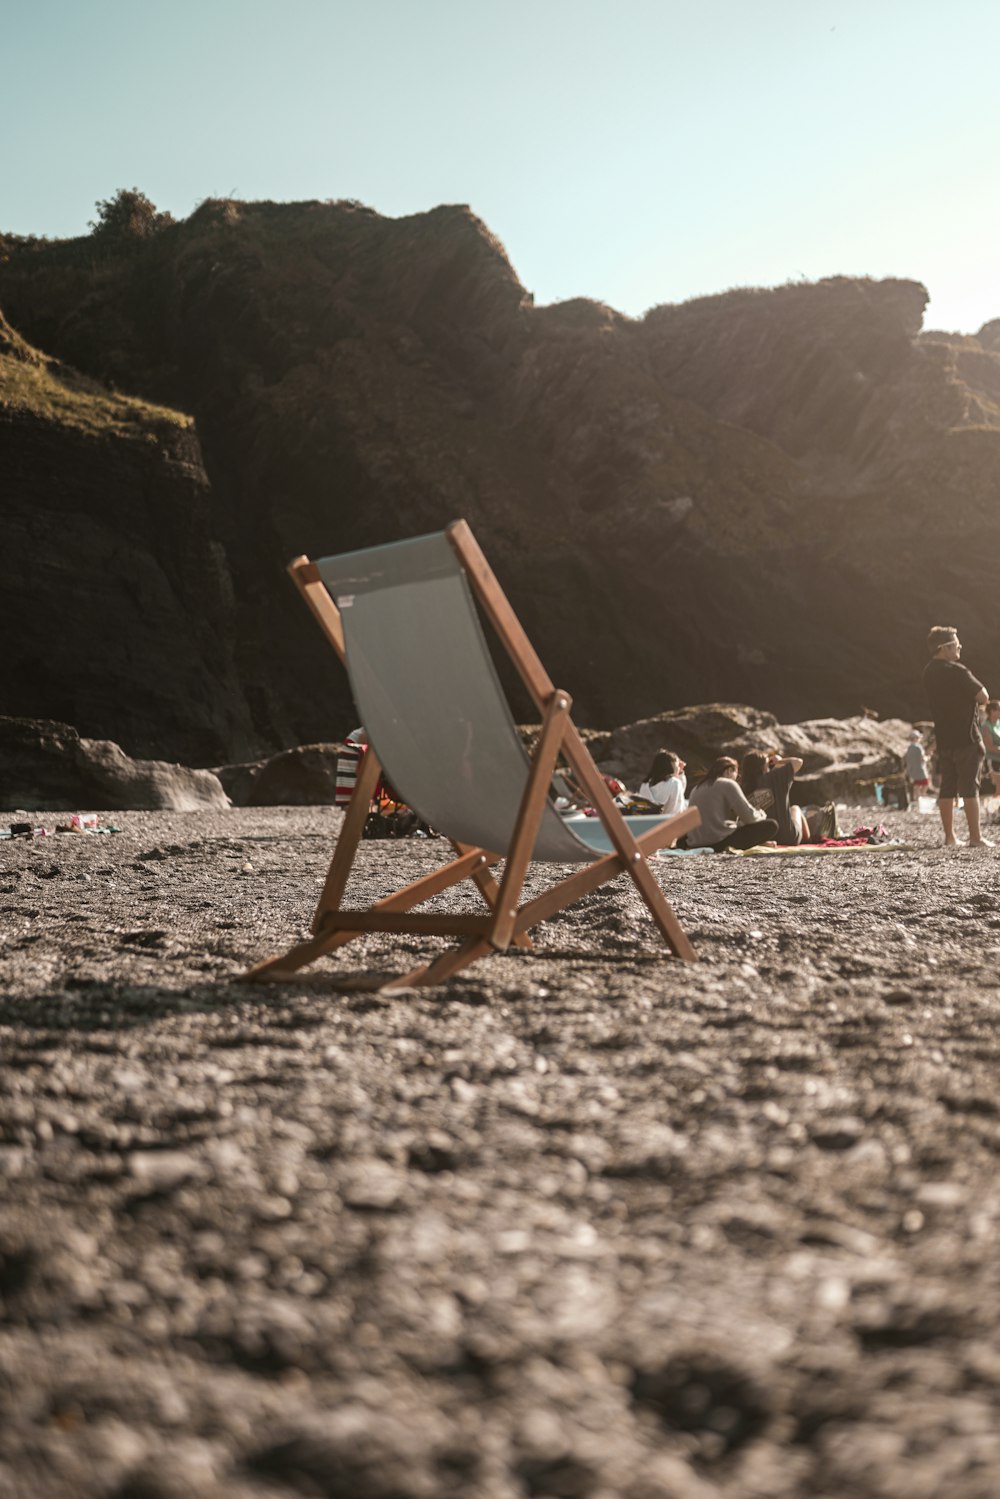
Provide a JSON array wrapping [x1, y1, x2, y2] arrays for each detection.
[[922, 626, 991, 848]]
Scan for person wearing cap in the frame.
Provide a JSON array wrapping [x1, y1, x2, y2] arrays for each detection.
[[922, 626, 990, 847]]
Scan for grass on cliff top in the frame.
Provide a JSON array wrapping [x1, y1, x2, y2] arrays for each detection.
[[0, 341, 192, 443]]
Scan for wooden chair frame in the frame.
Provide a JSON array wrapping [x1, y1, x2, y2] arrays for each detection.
[[247, 520, 699, 989]]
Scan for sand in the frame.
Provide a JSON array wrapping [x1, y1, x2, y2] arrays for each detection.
[[2, 804, 1000, 1498]]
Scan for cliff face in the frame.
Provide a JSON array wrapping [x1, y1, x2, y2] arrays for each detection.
[[0, 311, 257, 762], [3, 203, 1000, 754]]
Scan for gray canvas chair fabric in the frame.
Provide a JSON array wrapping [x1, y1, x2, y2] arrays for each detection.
[[247, 520, 699, 989], [316, 531, 663, 861]]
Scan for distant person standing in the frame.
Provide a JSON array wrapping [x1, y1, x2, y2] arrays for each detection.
[[904, 729, 931, 800], [982, 700, 1000, 794], [922, 626, 990, 847]]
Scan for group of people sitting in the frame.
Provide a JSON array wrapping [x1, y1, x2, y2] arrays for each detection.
[[636, 747, 815, 852]]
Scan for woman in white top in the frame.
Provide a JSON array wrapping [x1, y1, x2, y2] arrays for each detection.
[[685, 757, 779, 851], [638, 749, 688, 817]]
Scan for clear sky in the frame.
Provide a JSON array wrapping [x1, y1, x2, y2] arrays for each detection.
[[5, 0, 998, 332]]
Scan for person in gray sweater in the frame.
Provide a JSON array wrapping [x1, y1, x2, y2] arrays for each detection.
[[685, 757, 779, 852]]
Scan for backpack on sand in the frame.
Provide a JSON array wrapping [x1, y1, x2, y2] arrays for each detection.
[[806, 802, 841, 841]]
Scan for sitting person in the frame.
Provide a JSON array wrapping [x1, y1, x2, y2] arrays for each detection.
[[685, 757, 779, 852], [638, 749, 688, 816], [740, 748, 809, 845]]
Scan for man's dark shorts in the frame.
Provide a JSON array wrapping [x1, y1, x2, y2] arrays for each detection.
[[938, 745, 984, 800]]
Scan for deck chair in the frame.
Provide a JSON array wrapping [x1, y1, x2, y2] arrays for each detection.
[[247, 520, 700, 989]]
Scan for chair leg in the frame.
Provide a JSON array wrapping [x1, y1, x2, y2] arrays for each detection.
[[489, 688, 572, 949], [310, 747, 384, 934], [245, 927, 351, 981], [382, 937, 494, 989], [551, 728, 697, 962], [629, 872, 696, 961], [509, 807, 696, 933], [452, 841, 533, 951]]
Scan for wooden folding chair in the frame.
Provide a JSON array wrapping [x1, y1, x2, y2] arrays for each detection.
[[247, 521, 699, 989]]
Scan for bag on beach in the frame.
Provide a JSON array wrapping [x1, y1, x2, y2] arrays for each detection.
[[364, 804, 424, 839], [806, 802, 841, 841], [363, 797, 432, 839], [618, 795, 662, 815], [362, 775, 432, 840]]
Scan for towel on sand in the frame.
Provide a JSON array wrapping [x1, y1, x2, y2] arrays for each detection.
[[732, 840, 908, 857]]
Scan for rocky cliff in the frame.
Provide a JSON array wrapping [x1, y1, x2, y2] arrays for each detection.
[[3, 201, 999, 759], [0, 310, 257, 763]]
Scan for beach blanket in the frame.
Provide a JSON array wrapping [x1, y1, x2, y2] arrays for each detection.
[[732, 840, 908, 857]]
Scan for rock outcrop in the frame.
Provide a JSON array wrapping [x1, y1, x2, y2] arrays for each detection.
[[3, 203, 999, 759], [0, 717, 229, 811], [240, 745, 342, 807], [0, 310, 259, 764]]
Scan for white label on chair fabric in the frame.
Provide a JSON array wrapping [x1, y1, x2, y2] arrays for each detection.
[[338, 595, 355, 608]]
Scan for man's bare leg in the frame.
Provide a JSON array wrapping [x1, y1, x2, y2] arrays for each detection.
[[965, 797, 992, 847], [939, 797, 957, 846]]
